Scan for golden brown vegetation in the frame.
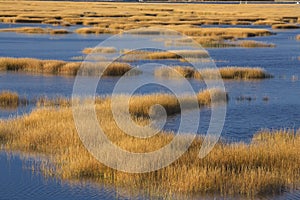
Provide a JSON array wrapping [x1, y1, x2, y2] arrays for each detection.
[[3, 2, 300, 47], [0, 90, 19, 108], [237, 40, 275, 48], [0, 27, 71, 34], [155, 66, 272, 80], [297, 35, 300, 40], [0, 57, 139, 76], [82, 47, 117, 54], [165, 37, 275, 48], [1, 1, 299, 29], [272, 24, 300, 29], [127, 88, 227, 117], [0, 95, 299, 197], [120, 50, 209, 62]]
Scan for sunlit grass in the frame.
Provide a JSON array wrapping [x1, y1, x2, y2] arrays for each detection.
[[237, 40, 275, 48], [0, 90, 19, 108], [272, 24, 300, 29], [155, 66, 272, 80], [0, 57, 139, 76], [82, 47, 117, 54], [0, 27, 71, 34], [127, 88, 227, 117], [0, 96, 299, 196]]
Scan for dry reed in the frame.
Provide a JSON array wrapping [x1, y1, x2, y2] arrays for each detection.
[[0, 57, 139, 76], [0, 90, 19, 108], [0, 27, 71, 34], [82, 47, 117, 54], [238, 40, 275, 48], [272, 24, 300, 29], [155, 66, 272, 80]]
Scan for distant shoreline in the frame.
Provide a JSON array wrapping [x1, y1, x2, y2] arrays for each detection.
[[46, 0, 299, 4]]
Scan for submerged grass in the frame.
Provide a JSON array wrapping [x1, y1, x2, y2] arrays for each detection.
[[155, 66, 272, 80], [0, 57, 139, 76], [0, 94, 299, 197]]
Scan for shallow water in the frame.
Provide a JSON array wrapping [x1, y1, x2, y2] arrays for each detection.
[[0, 23, 300, 199], [0, 151, 139, 200]]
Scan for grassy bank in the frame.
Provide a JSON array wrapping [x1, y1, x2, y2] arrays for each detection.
[[0, 93, 299, 197], [1, 1, 299, 28], [155, 66, 272, 80], [0, 27, 71, 34], [0, 57, 139, 76], [272, 24, 300, 29], [3, 1, 299, 47]]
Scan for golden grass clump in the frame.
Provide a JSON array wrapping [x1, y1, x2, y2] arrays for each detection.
[[0, 90, 19, 108], [127, 88, 227, 117], [253, 20, 284, 26], [121, 50, 209, 61], [218, 67, 272, 79], [297, 35, 300, 40], [82, 46, 117, 54], [75, 27, 119, 34], [155, 66, 272, 80], [0, 97, 299, 196], [238, 40, 276, 48], [0, 27, 71, 34], [0, 57, 139, 77], [272, 24, 300, 29]]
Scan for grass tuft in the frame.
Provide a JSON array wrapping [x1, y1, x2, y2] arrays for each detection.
[[0, 57, 139, 76], [237, 40, 275, 48], [0, 27, 71, 34], [82, 47, 117, 54], [155, 66, 272, 80], [272, 24, 300, 29]]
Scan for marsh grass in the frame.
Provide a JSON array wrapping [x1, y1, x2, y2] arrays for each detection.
[[75, 27, 119, 34], [237, 40, 276, 48], [155, 66, 272, 80], [0, 90, 28, 109], [272, 24, 300, 29], [0, 57, 139, 76], [120, 50, 209, 62], [82, 47, 117, 54], [0, 97, 299, 196], [0, 90, 19, 108], [0, 27, 71, 34], [127, 88, 227, 117]]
